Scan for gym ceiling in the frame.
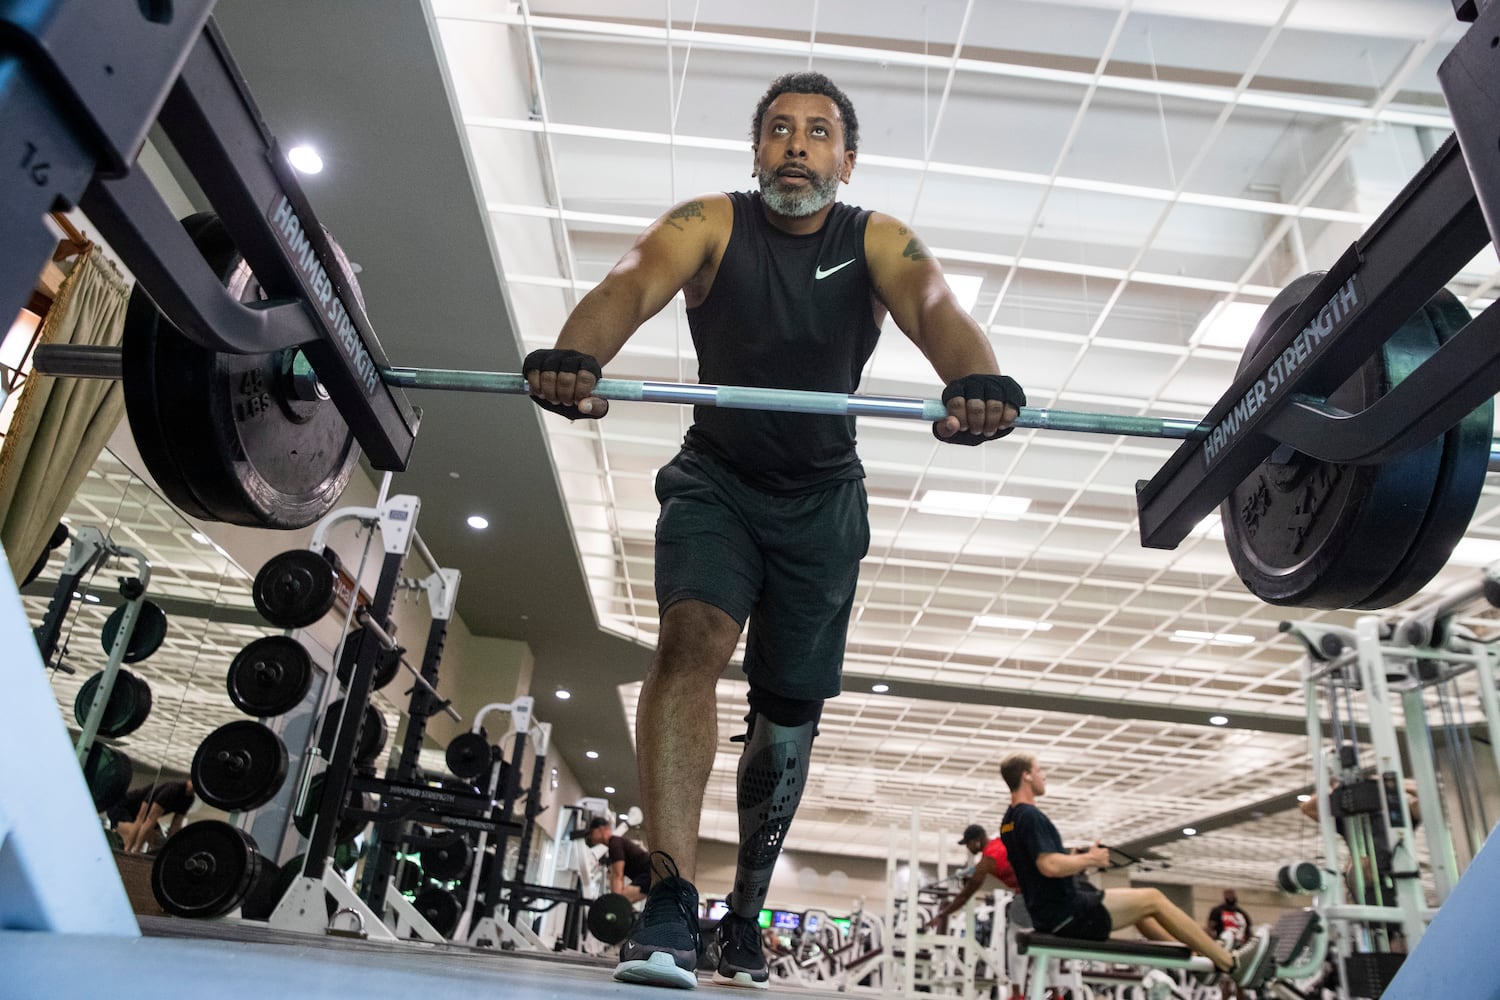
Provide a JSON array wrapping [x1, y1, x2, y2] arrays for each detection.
[[48, 0, 1496, 887]]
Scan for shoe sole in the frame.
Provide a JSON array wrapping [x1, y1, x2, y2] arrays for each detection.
[[711, 970, 769, 990], [614, 950, 698, 989]]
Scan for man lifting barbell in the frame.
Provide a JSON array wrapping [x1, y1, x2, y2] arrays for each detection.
[[525, 71, 1022, 991], [585, 816, 653, 904]]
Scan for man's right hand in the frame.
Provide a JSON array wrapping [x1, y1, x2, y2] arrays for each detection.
[[1081, 841, 1111, 870], [523, 348, 608, 420]]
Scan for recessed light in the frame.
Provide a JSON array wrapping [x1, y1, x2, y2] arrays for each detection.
[[1297, 794, 1311, 803], [1182, 827, 1198, 836], [84, 594, 100, 603], [287, 145, 323, 174], [555, 689, 571, 700], [1209, 715, 1228, 726], [604, 786, 616, 794], [467, 515, 489, 530], [449, 471, 460, 479], [1172, 629, 1254, 646], [585, 750, 599, 760], [871, 683, 890, 693], [918, 490, 1030, 520], [975, 615, 1053, 631]]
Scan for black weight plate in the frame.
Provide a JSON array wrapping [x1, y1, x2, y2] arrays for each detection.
[[191, 720, 289, 812], [588, 892, 636, 945], [1358, 290, 1495, 608], [234, 850, 283, 921], [293, 773, 369, 845], [1222, 275, 1445, 608], [81, 743, 133, 812], [253, 549, 337, 628], [420, 833, 473, 882], [334, 627, 402, 692], [100, 600, 168, 663], [74, 670, 151, 739], [150, 819, 267, 919], [119, 213, 361, 529], [397, 859, 426, 895], [445, 731, 492, 781], [317, 699, 388, 767], [226, 635, 314, 717], [413, 887, 462, 938]]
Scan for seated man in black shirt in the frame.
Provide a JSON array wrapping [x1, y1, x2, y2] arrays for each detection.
[[998, 753, 1271, 989], [105, 779, 195, 854], [586, 816, 653, 903]]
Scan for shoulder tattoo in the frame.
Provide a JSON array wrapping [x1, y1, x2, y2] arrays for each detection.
[[664, 200, 706, 232], [901, 236, 933, 262]]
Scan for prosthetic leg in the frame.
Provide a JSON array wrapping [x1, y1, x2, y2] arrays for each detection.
[[727, 710, 817, 918]]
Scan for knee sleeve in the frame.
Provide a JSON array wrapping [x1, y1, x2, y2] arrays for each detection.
[[729, 710, 817, 918]]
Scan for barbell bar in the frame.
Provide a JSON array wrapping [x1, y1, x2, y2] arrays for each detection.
[[381, 366, 1209, 440], [31, 345, 1500, 461]]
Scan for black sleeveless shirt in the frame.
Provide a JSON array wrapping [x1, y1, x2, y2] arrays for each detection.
[[682, 191, 883, 495]]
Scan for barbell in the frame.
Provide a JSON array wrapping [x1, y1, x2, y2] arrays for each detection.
[[29, 213, 1499, 611]]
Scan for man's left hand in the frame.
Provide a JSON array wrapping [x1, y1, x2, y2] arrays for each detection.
[[933, 374, 1024, 445]]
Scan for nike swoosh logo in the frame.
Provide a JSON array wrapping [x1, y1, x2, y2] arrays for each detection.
[[814, 258, 856, 280]]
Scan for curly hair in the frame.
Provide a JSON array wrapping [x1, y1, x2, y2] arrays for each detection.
[[751, 71, 860, 153]]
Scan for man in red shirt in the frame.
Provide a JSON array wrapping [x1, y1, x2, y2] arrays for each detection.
[[926, 823, 1019, 929]]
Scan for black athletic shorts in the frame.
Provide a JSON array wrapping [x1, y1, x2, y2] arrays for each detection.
[[1049, 886, 1113, 943], [654, 449, 869, 700]]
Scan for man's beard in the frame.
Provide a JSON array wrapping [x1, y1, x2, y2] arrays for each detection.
[[759, 168, 840, 217]]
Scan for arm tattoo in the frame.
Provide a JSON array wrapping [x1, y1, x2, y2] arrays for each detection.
[[901, 237, 933, 262], [664, 200, 706, 232]]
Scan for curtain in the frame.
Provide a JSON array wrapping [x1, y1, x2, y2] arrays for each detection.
[[0, 246, 131, 579]]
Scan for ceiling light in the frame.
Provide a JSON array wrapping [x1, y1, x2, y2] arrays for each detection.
[[871, 683, 890, 693], [585, 750, 599, 759], [1449, 537, 1500, 566], [945, 272, 984, 313], [1297, 794, 1311, 803], [466, 515, 489, 530], [84, 594, 100, 603], [1182, 827, 1198, 836], [1192, 300, 1265, 349], [1172, 629, 1254, 646], [1209, 715, 1228, 726], [975, 615, 1053, 632], [918, 490, 1030, 520], [287, 145, 323, 174], [555, 689, 571, 700], [604, 786, 616, 794]]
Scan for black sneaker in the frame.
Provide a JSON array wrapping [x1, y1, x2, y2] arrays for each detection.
[[713, 911, 769, 989], [614, 852, 701, 989]]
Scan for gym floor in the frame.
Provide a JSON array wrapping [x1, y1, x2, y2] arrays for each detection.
[[0, 918, 853, 999]]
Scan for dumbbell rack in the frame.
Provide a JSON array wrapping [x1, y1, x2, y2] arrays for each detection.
[[269, 494, 420, 940]]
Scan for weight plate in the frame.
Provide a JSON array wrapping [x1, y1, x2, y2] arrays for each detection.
[[335, 627, 402, 692], [252, 549, 337, 628], [120, 213, 362, 529], [396, 859, 426, 895], [100, 601, 168, 663], [74, 670, 152, 739], [445, 731, 492, 781], [419, 833, 473, 882], [317, 699, 389, 767], [588, 892, 636, 945], [1357, 289, 1494, 608], [226, 635, 314, 717], [1222, 275, 1446, 608], [293, 773, 370, 845], [150, 819, 268, 919], [81, 743, 133, 812], [191, 720, 289, 812], [413, 887, 462, 938]]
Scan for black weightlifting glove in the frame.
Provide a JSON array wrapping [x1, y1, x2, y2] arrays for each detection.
[[933, 373, 1026, 446], [523, 348, 605, 421]]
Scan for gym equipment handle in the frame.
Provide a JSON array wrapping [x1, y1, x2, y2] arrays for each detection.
[[381, 367, 1208, 441]]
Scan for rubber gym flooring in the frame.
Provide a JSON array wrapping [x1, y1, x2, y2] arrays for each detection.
[[0, 917, 855, 999]]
